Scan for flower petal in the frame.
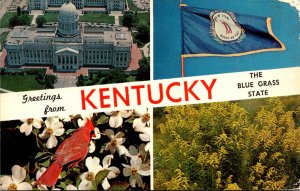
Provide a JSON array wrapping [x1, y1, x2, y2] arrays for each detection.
[[79, 172, 88, 181], [66, 184, 77, 190], [135, 174, 144, 187], [138, 169, 150, 176], [104, 129, 115, 139], [38, 129, 49, 139], [85, 157, 101, 174], [36, 167, 47, 179], [129, 175, 137, 187], [115, 132, 125, 139], [130, 157, 142, 168], [134, 108, 147, 117], [139, 133, 150, 142], [77, 118, 87, 128], [11, 165, 26, 184], [120, 110, 132, 118], [102, 155, 113, 168], [122, 167, 131, 177], [20, 123, 32, 136], [46, 135, 58, 149], [53, 126, 65, 137], [78, 180, 92, 190], [128, 145, 138, 156], [17, 182, 32, 190], [116, 137, 125, 145], [92, 127, 101, 140], [109, 115, 123, 128], [37, 184, 48, 190], [0, 176, 13, 190], [107, 167, 120, 179], [144, 142, 151, 152], [102, 177, 110, 190], [133, 118, 146, 130], [88, 141, 96, 153], [32, 118, 43, 129], [117, 145, 128, 156]]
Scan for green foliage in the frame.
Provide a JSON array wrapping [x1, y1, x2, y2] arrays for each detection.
[[43, 13, 59, 23], [136, 57, 150, 81], [136, 22, 150, 43], [17, 6, 21, 16], [45, 74, 57, 88], [9, 13, 31, 27], [36, 15, 46, 27], [155, 96, 300, 190], [0, 12, 18, 28], [79, 13, 114, 24], [122, 12, 136, 28]]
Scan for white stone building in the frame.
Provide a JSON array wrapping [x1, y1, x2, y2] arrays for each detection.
[[5, 1, 132, 72], [28, 0, 126, 11]]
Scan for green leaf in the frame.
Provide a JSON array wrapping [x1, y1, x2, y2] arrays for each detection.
[[109, 182, 130, 190], [36, 135, 48, 152], [97, 115, 109, 125], [125, 117, 134, 123], [40, 159, 51, 167], [60, 171, 67, 179], [35, 152, 48, 159], [32, 128, 39, 135], [66, 129, 77, 135], [94, 170, 110, 186]]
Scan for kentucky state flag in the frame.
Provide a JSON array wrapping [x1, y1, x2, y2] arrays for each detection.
[[180, 4, 286, 58]]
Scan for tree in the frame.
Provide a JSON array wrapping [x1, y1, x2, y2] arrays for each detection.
[[76, 74, 85, 86], [17, 6, 21, 16], [136, 57, 150, 81], [101, 69, 128, 84], [45, 74, 57, 88], [122, 12, 135, 28], [136, 22, 150, 42], [9, 14, 31, 27], [36, 16, 46, 28]]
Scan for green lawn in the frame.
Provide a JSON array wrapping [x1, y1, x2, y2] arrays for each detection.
[[127, 0, 143, 12], [0, 12, 33, 28], [137, 12, 150, 25], [119, 16, 123, 25], [79, 13, 114, 24], [0, 75, 47, 91], [43, 13, 59, 23], [0, 12, 17, 28]]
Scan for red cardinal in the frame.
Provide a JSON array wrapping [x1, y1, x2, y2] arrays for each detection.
[[34, 119, 96, 187]]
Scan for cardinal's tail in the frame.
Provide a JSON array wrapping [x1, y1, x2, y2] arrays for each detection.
[[33, 160, 62, 187]]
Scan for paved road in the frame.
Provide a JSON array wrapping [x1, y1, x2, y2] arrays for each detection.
[[109, 11, 123, 26], [0, 0, 13, 21], [140, 42, 150, 57], [54, 74, 77, 89], [30, 10, 43, 25]]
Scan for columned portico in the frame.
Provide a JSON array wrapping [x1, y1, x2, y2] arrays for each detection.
[[55, 48, 79, 71]]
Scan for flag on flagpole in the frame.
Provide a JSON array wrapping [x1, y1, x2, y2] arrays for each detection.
[[179, 4, 286, 76]]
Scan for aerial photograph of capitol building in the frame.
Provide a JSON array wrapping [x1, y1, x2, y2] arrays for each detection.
[[0, 0, 150, 90]]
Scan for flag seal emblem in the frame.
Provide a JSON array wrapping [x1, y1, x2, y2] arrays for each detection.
[[210, 11, 246, 44]]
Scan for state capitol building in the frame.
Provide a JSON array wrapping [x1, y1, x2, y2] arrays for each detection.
[[5, 1, 132, 72]]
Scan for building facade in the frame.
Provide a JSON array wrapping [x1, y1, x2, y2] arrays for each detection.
[[6, 1, 132, 72], [28, 0, 125, 11]]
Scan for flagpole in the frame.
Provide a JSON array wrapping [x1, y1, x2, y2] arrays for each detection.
[[181, 55, 185, 77], [180, 0, 185, 77]]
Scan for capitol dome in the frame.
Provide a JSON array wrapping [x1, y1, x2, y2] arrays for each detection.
[[58, 1, 79, 37]]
